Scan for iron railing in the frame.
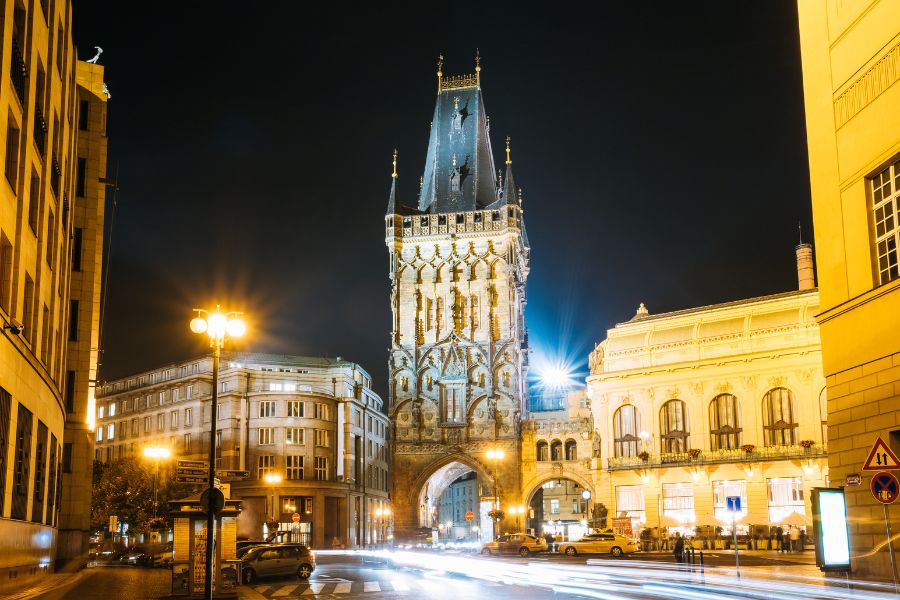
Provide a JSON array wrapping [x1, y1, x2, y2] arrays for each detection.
[[33, 105, 47, 158], [10, 36, 27, 103], [607, 443, 827, 471]]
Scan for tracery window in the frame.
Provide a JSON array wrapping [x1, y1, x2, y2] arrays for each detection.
[[443, 385, 463, 423], [709, 394, 742, 450]]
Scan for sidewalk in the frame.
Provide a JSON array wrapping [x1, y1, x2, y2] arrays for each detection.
[[4, 571, 86, 600]]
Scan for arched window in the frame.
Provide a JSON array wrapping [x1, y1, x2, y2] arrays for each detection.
[[709, 394, 742, 450], [564, 439, 578, 461], [660, 400, 689, 454], [550, 440, 563, 461], [613, 405, 640, 457], [536, 441, 549, 461], [763, 387, 798, 446]]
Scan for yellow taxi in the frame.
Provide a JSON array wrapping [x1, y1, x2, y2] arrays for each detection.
[[557, 532, 640, 557]]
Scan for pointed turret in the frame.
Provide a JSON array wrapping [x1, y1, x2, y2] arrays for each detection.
[[503, 136, 517, 205], [386, 149, 399, 214]]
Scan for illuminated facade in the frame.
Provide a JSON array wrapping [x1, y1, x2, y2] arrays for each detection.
[[386, 56, 530, 538], [797, 0, 900, 580], [95, 353, 389, 549], [0, 0, 108, 591], [587, 256, 827, 538]]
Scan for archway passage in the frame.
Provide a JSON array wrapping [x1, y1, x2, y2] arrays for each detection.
[[417, 462, 493, 545], [527, 478, 595, 543]]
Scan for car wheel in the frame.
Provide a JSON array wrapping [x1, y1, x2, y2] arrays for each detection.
[[242, 568, 256, 585], [611, 546, 623, 557], [519, 547, 530, 557], [481, 548, 491, 556], [565, 547, 577, 556], [297, 563, 313, 579]]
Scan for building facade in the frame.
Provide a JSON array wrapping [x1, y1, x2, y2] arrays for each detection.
[[587, 273, 827, 542], [797, 0, 900, 580], [0, 0, 108, 591], [95, 353, 389, 549], [436, 471, 477, 540], [386, 56, 530, 538]]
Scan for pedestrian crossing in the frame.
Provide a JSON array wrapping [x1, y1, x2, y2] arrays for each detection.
[[253, 577, 494, 597]]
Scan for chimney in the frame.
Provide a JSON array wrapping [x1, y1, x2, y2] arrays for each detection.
[[795, 243, 815, 291]]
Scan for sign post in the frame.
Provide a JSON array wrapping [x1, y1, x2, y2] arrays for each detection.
[[871, 471, 899, 591], [726, 496, 741, 577]]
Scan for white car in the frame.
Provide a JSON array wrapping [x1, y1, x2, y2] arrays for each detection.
[[558, 532, 641, 557]]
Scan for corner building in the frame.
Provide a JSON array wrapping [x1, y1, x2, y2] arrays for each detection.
[[386, 57, 530, 538], [0, 0, 108, 591], [797, 0, 900, 580], [95, 353, 389, 549]]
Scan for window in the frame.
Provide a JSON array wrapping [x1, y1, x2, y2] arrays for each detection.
[[5, 118, 20, 189], [314, 403, 330, 420], [286, 456, 303, 480], [286, 427, 304, 445], [767, 477, 804, 524], [549, 499, 560, 514], [79, 100, 89, 130], [315, 429, 330, 447], [158, 391, 165, 406], [259, 401, 275, 418], [62, 442, 72, 473], [46, 210, 55, 268], [144, 416, 151, 433], [108, 402, 116, 417], [872, 160, 900, 283], [443, 385, 463, 422], [258, 427, 274, 445], [257, 455, 275, 479], [173, 388, 180, 402], [183, 433, 192, 452], [709, 394, 742, 450], [22, 275, 34, 343], [186, 385, 193, 399], [536, 441, 549, 461], [28, 172, 40, 233], [32, 421, 47, 522], [185, 408, 192, 426], [564, 439, 578, 461], [145, 395, 152, 408], [106, 423, 114, 440], [170, 410, 179, 428], [615, 485, 646, 523], [131, 418, 138, 437], [11, 404, 32, 520], [762, 388, 798, 446], [68, 300, 78, 341], [157, 413, 165, 431], [95, 428, 102, 442], [662, 482, 695, 522], [613, 404, 640, 457], [287, 401, 304, 417], [550, 440, 563, 461], [660, 399, 689, 454], [713, 479, 747, 521], [76, 157, 86, 196], [314, 456, 327, 481]]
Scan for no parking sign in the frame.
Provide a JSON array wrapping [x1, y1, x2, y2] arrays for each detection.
[[871, 471, 900, 504]]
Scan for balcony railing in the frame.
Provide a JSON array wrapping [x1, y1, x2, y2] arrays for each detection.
[[50, 157, 61, 197], [607, 443, 827, 471], [10, 36, 27, 104], [33, 106, 47, 158]]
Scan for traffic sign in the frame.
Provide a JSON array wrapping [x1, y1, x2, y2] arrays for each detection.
[[726, 496, 741, 512], [465, 511, 474, 522], [871, 471, 899, 504], [200, 487, 226, 516], [862, 437, 900, 471], [177, 459, 209, 469], [175, 475, 208, 484], [292, 513, 301, 523], [216, 470, 250, 480]]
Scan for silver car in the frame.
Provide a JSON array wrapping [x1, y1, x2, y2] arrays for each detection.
[[239, 544, 316, 584]]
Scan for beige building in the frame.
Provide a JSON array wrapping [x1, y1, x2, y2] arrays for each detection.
[[797, 0, 900, 580], [587, 255, 827, 541], [0, 0, 108, 592], [95, 353, 389, 549]]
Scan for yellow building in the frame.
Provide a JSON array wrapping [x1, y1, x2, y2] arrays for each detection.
[[0, 0, 108, 591], [587, 254, 827, 545], [797, 0, 900, 580]]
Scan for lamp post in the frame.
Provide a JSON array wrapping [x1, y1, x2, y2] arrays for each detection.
[[264, 473, 283, 538], [190, 306, 245, 600], [509, 505, 525, 532], [374, 507, 391, 548], [582, 490, 592, 531], [486, 449, 505, 538], [143, 446, 172, 517]]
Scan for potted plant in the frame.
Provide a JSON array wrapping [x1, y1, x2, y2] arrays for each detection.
[[638, 451, 650, 462], [487, 509, 505, 522], [740, 444, 755, 455], [687, 448, 702, 460], [800, 439, 815, 451]]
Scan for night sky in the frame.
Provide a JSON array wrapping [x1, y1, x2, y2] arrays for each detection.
[[73, 2, 812, 399]]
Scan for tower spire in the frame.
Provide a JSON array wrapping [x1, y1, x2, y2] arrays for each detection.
[[437, 53, 444, 93], [387, 148, 399, 214], [505, 136, 512, 166], [475, 48, 481, 87], [392, 148, 398, 178]]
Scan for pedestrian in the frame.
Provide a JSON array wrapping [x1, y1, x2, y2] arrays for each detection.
[[544, 531, 554, 552], [673, 532, 685, 563], [781, 528, 789, 553], [799, 529, 807, 552], [789, 526, 800, 552]]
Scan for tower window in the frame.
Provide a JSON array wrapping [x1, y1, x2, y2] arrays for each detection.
[[492, 211, 500, 221], [455, 214, 464, 224], [420, 216, 429, 226], [438, 215, 446, 226]]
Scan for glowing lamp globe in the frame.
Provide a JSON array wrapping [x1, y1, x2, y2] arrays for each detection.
[[190, 317, 208, 334], [226, 318, 246, 338], [207, 312, 227, 338]]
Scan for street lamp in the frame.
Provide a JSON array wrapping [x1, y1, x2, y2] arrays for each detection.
[[143, 446, 172, 517], [189, 306, 245, 600], [264, 472, 283, 537], [581, 490, 592, 530], [486, 449, 505, 538], [508, 505, 525, 532], [374, 507, 391, 547]]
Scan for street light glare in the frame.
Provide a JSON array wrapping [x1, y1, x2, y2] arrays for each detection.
[[264, 473, 283, 484], [226, 318, 246, 338], [144, 446, 171, 459], [207, 312, 228, 337], [190, 317, 208, 334]]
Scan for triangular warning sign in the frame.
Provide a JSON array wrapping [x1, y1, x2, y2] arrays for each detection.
[[863, 437, 900, 471]]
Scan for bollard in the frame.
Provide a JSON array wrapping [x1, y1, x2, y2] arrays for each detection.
[[699, 551, 704, 565]]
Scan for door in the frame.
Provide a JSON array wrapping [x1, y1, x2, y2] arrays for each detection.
[[504, 535, 524, 553], [597, 534, 616, 553], [256, 548, 281, 576], [277, 546, 300, 576]]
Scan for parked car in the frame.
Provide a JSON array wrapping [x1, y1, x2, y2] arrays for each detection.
[[120, 545, 151, 566], [152, 542, 174, 567], [557, 532, 641, 557], [481, 533, 548, 557], [236, 540, 269, 557], [234, 544, 316, 584]]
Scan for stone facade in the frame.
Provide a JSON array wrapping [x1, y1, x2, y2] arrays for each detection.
[[95, 353, 389, 549], [797, 0, 900, 580]]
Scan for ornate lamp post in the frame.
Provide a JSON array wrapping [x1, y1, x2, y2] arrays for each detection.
[[486, 449, 505, 538], [374, 507, 392, 548], [264, 472, 283, 538], [143, 446, 172, 517], [190, 306, 245, 600]]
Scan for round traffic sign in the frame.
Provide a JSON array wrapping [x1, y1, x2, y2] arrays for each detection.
[[465, 511, 474, 522], [200, 487, 226, 516], [292, 512, 301, 523], [871, 471, 899, 504]]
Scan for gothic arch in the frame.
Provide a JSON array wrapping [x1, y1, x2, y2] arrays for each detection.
[[409, 452, 495, 513], [522, 470, 594, 506]]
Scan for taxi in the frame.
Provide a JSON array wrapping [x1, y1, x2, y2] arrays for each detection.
[[480, 533, 548, 557], [557, 532, 640, 557]]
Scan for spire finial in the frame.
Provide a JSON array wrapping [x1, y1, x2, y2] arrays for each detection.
[[437, 53, 444, 92], [798, 220, 803, 244], [475, 48, 481, 85], [505, 136, 512, 166], [392, 148, 398, 178], [518, 188, 523, 206]]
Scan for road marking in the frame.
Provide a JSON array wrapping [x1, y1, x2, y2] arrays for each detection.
[[333, 582, 352, 593], [364, 581, 381, 592], [271, 584, 298, 596], [253, 585, 270, 594], [391, 580, 410, 591], [301, 582, 326, 595]]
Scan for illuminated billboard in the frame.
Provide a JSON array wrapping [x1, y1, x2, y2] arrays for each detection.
[[811, 488, 851, 572]]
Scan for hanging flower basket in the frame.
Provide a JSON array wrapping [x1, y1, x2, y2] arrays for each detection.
[[146, 516, 168, 531], [638, 451, 650, 462], [688, 448, 702, 459], [487, 509, 505, 522], [266, 520, 280, 532], [740, 444, 755, 455], [799, 439, 815, 449]]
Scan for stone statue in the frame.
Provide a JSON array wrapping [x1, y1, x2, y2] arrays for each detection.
[[411, 400, 421, 426], [592, 433, 602, 458], [486, 396, 497, 420], [589, 345, 604, 373]]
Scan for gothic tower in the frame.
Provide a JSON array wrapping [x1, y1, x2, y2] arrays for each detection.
[[385, 55, 530, 536]]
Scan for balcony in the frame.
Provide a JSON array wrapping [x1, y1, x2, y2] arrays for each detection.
[[606, 443, 827, 471], [10, 36, 26, 104], [50, 157, 61, 197], [33, 106, 47, 158]]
